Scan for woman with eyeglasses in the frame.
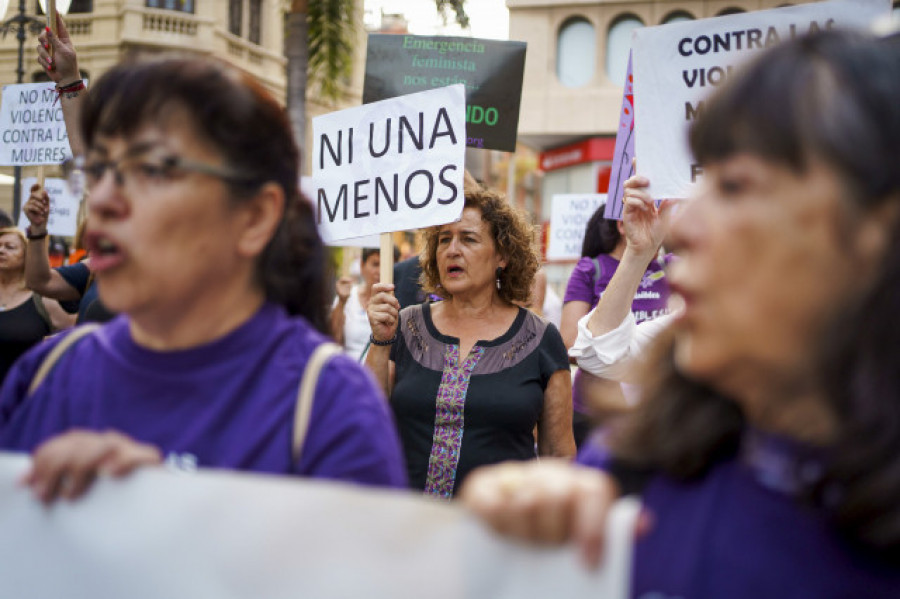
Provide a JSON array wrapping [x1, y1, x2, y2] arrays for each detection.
[[1, 42, 407, 499], [462, 30, 900, 596]]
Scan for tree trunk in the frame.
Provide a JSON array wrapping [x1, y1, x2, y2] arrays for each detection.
[[285, 0, 309, 174]]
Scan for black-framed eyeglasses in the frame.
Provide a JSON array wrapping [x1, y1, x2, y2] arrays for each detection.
[[62, 153, 259, 196]]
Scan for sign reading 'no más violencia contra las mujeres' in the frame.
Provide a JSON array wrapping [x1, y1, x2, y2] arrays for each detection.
[[363, 34, 526, 152]]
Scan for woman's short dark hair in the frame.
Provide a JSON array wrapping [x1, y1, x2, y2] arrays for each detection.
[[419, 188, 539, 304], [581, 203, 621, 258], [611, 30, 900, 558], [80, 55, 329, 333], [361, 246, 400, 265]]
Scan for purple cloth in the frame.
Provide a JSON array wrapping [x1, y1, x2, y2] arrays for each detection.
[[0, 303, 407, 489], [578, 432, 900, 598], [563, 254, 669, 323]]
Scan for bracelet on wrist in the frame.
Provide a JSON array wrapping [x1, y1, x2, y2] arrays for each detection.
[[369, 332, 397, 346], [54, 79, 85, 103], [56, 79, 84, 92], [26, 226, 48, 240]]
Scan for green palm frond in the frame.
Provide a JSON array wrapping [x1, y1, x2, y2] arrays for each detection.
[[307, 0, 357, 100]]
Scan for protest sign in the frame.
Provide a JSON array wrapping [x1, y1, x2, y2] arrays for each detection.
[[302, 175, 380, 247], [14, 177, 79, 237], [632, 0, 891, 199], [0, 82, 72, 166], [313, 84, 466, 245], [604, 52, 635, 220], [547, 194, 606, 261], [0, 452, 639, 599], [363, 34, 526, 152]]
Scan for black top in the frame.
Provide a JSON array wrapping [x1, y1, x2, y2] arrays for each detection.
[[393, 257, 426, 310], [56, 262, 114, 324], [0, 295, 51, 384], [390, 303, 569, 497]]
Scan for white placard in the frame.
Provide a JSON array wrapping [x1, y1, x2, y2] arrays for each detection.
[[312, 85, 466, 243], [302, 175, 380, 247], [16, 177, 79, 237], [0, 82, 73, 166], [547, 194, 606, 261], [633, 0, 891, 199], [0, 452, 639, 599]]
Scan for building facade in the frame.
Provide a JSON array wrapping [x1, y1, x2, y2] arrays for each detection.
[[0, 0, 368, 214], [507, 0, 898, 289]]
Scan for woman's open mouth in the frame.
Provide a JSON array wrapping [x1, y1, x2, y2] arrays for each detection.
[[85, 232, 125, 272]]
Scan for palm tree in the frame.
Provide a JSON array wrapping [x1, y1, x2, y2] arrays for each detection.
[[284, 0, 469, 172]]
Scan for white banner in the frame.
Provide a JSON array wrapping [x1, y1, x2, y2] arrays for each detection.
[[312, 85, 466, 243], [547, 194, 606, 261], [0, 82, 72, 166], [632, 0, 891, 199], [16, 177, 80, 237], [0, 452, 639, 599]]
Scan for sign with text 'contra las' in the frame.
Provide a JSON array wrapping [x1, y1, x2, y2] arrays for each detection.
[[363, 34, 526, 152], [633, 0, 891, 199], [313, 85, 466, 244], [0, 82, 72, 166], [547, 194, 606, 261]]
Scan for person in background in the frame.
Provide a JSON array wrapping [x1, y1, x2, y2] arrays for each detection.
[[392, 171, 483, 311], [569, 177, 678, 384], [0, 209, 12, 228], [559, 203, 671, 447], [24, 18, 112, 324], [1, 53, 406, 501], [47, 237, 69, 269], [0, 228, 73, 384], [24, 186, 114, 324], [330, 246, 399, 361], [462, 31, 900, 597], [366, 187, 576, 498]]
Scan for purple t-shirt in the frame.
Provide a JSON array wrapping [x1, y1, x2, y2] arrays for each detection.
[[563, 254, 670, 323], [0, 303, 407, 489], [565, 254, 671, 413], [578, 432, 900, 598]]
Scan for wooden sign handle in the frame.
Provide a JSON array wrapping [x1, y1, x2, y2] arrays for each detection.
[[380, 233, 394, 286]]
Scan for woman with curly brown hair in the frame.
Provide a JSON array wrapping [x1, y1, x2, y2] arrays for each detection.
[[366, 188, 576, 498]]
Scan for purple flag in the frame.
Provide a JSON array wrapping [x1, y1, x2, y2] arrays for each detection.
[[604, 51, 634, 220]]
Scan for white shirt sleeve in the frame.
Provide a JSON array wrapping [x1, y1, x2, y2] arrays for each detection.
[[568, 310, 675, 381]]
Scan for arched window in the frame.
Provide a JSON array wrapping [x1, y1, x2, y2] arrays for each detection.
[[717, 7, 746, 16], [606, 14, 643, 86], [661, 10, 694, 25], [557, 17, 596, 88]]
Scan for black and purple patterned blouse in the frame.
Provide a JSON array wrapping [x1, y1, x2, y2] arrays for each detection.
[[390, 302, 569, 498]]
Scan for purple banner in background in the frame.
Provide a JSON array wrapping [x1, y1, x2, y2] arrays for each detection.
[[604, 51, 634, 221]]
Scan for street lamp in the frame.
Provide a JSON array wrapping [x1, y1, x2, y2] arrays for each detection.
[[0, 0, 71, 220]]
